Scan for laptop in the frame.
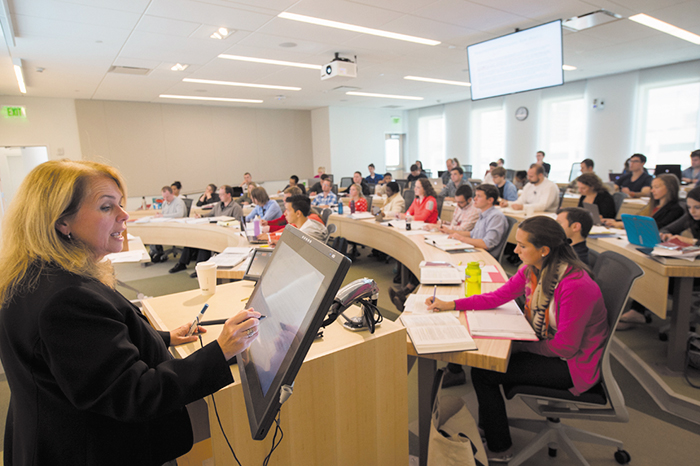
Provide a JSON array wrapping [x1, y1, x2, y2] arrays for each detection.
[[231, 186, 244, 197], [609, 173, 623, 182], [239, 217, 268, 244], [654, 164, 682, 182], [581, 202, 602, 226], [242, 248, 273, 282], [621, 214, 661, 248]]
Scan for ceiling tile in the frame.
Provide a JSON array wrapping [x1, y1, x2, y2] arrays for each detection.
[[145, 0, 273, 31], [413, 0, 526, 32], [12, 0, 142, 29], [136, 15, 202, 37]]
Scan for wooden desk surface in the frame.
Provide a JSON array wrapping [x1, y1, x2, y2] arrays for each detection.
[[142, 281, 409, 465]]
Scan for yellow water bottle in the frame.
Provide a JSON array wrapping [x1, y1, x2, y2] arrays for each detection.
[[465, 262, 482, 297]]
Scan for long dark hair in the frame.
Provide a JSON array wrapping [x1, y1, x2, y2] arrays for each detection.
[[416, 178, 437, 199], [650, 174, 680, 210], [685, 186, 700, 239], [518, 216, 591, 297]]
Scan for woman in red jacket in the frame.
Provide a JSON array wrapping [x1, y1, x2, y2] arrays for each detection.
[[403, 178, 438, 223], [348, 184, 368, 212]]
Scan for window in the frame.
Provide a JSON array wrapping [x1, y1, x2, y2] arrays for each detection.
[[417, 115, 445, 176], [385, 134, 403, 168], [538, 97, 586, 182], [636, 81, 700, 168], [471, 107, 505, 180]]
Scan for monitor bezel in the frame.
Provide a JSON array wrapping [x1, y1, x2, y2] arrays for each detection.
[[237, 226, 351, 440], [467, 19, 564, 101]]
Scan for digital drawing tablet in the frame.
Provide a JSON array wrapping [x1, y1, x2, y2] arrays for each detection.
[[238, 227, 351, 440], [621, 214, 661, 248], [243, 248, 273, 282], [581, 202, 602, 226]]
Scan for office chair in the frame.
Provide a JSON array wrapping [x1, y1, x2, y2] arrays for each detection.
[[320, 208, 333, 225], [436, 196, 444, 218], [324, 223, 337, 245], [612, 192, 628, 217], [396, 179, 408, 192], [494, 216, 518, 265], [183, 198, 193, 216], [366, 196, 373, 213], [588, 249, 599, 269], [403, 189, 415, 210], [504, 251, 643, 466], [558, 189, 565, 209], [339, 177, 353, 189], [332, 184, 339, 195]]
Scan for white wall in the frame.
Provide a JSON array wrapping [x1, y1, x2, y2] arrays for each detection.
[[0, 96, 83, 160], [407, 59, 700, 182], [315, 107, 406, 180]]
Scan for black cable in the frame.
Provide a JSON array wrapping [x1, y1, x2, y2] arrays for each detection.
[[199, 335, 243, 466], [262, 410, 284, 466]]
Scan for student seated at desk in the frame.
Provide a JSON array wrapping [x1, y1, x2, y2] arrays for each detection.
[[347, 184, 368, 212], [284, 195, 327, 242], [196, 183, 220, 207], [311, 178, 337, 207], [439, 166, 467, 201], [681, 149, 700, 185], [427, 216, 608, 462], [245, 186, 282, 222], [374, 173, 394, 196], [341, 172, 370, 195], [380, 181, 405, 217], [614, 153, 652, 198], [365, 163, 383, 185], [149, 186, 187, 263], [491, 166, 518, 202], [448, 184, 508, 256], [400, 178, 438, 223], [308, 173, 329, 196], [577, 173, 616, 220], [280, 175, 306, 195], [434, 184, 479, 234], [556, 207, 593, 266], [501, 164, 560, 212]]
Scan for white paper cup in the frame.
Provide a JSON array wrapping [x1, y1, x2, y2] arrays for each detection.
[[195, 261, 217, 296], [524, 205, 535, 217]]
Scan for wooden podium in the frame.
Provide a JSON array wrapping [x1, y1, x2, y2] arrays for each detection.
[[142, 281, 408, 465]]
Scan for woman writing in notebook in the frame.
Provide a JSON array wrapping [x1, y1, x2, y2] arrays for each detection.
[[426, 216, 608, 462], [400, 178, 438, 223]]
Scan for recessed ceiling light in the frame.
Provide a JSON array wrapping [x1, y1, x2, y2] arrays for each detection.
[[211, 27, 231, 40], [562, 65, 577, 71], [279, 42, 297, 48], [183, 78, 301, 91], [159, 94, 263, 103], [13, 58, 26, 94], [346, 91, 423, 101], [404, 76, 471, 87], [629, 14, 700, 45], [278, 12, 440, 46], [218, 54, 322, 70], [171, 63, 189, 71]]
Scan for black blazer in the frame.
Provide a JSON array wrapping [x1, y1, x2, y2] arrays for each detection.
[[0, 265, 233, 466], [578, 190, 616, 219], [653, 201, 685, 230]]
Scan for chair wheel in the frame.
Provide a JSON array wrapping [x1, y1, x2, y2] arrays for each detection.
[[659, 332, 668, 342], [548, 447, 557, 457], [614, 449, 631, 464]]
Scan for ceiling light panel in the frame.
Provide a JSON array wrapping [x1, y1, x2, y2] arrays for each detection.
[[404, 76, 471, 86], [278, 12, 440, 46], [346, 91, 423, 100], [183, 78, 301, 91], [159, 94, 263, 103], [629, 14, 700, 45], [218, 54, 322, 69]]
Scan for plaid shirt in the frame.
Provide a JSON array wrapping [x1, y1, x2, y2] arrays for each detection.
[[312, 191, 338, 206]]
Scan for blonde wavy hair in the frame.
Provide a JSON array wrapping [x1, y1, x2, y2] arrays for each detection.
[[0, 160, 127, 306]]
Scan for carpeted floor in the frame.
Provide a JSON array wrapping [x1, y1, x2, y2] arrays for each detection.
[[2, 248, 700, 464]]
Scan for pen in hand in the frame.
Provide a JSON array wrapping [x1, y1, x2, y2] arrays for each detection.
[[186, 304, 209, 336], [431, 285, 437, 305]]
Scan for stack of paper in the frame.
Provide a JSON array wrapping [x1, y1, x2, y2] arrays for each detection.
[[465, 301, 537, 341], [346, 212, 375, 220], [403, 294, 461, 316], [419, 262, 463, 284], [401, 313, 477, 354], [425, 234, 474, 252], [652, 238, 700, 261]]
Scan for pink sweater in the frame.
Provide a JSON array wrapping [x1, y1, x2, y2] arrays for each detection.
[[454, 267, 609, 395]]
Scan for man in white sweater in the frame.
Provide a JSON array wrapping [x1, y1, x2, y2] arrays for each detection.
[[285, 195, 328, 242], [502, 164, 560, 212]]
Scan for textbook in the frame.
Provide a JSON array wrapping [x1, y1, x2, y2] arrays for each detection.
[[419, 261, 463, 284], [400, 313, 477, 354], [465, 301, 538, 341], [651, 237, 700, 261], [425, 234, 475, 252]]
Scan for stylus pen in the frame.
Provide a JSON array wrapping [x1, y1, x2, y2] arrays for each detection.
[[186, 304, 209, 336], [199, 315, 266, 326], [432, 285, 437, 305]]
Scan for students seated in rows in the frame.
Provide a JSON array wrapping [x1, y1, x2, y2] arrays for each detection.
[[682, 150, 700, 185], [149, 186, 187, 262], [441, 158, 455, 185], [262, 186, 300, 234], [314, 166, 325, 178], [567, 158, 596, 193], [535, 150, 551, 177], [342, 171, 370, 195], [513, 170, 528, 190], [406, 163, 427, 188], [577, 173, 616, 220], [556, 207, 593, 266], [448, 184, 508, 255], [196, 183, 220, 207], [437, 185, 479, 235], [374, 173, 394, 196], [490, 166, 517, 202], [483, 162, 497, 185], [380, 181, 405, 217], [427, 216, 608, 462], [604, 174, 684, 230], [615, 153, 652, 198], [284, 195, 328, 242], [170, 181, 184, 198], [311, 178, 338, 207], [401, 178, 438, 223], [365, 163, 383, 184], [347, 184, 368, 212], [245, 186, 282, 222], [439, 166, 467, 200], [281, 175, 306, 194], [415, 160, 428, 177], [170, 185, 244, 276], [502, 164, 560, 212], [308, 173, 329, 196]]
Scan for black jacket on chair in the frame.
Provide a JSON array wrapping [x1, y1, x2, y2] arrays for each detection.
[[653, 201, 685, 230], [0, 264, 234, 466]]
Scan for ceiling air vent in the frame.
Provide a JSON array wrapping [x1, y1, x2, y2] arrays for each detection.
[[108, 65, 152, 76]]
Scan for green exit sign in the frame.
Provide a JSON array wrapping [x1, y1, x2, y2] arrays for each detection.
[[3, 106, 26, 118]]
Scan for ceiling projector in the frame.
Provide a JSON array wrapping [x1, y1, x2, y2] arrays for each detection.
[[321, 53, 357, 81]]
